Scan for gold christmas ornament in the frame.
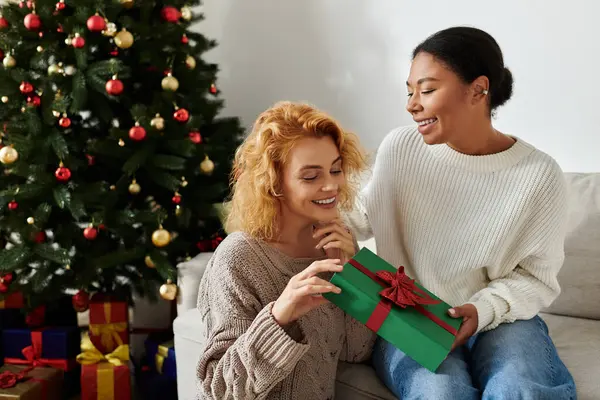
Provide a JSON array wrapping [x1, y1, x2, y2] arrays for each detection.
[[0, 146, 18, 164], [27, 217, 35, 225], [65, 264, 71, 270], [200, 155, 215, 175], [150, 114, 165, 130], [161, 74, 179, 92], [175, 205, 182, 216], [159, 279, 177, 301], [1, 96, 8, 103], [152, 226, 171, 247], [128, 179, 141, 194], [3, 55, 16, 68], [185, 55, 196, 69], [114, 29, 134, 49], [36, 46, 44, 53], [118, 139, 125, 147], [64, 37, 72, 46], [120, 0, 134, 8], [52, 110, 61, 117], [181, 6, 193, 21], [144, 255, 155, 268]]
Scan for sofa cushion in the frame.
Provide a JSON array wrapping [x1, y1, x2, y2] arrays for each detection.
[[542, 173, 600, 320], [174, 308, 206, 400], [176, 252, 214, 316]]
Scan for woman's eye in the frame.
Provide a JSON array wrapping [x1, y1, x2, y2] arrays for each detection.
[[407, 93, 413, 97], [421, 89, 435, 94], [331, 170, 342, 175], [302, 176, 317, 181]]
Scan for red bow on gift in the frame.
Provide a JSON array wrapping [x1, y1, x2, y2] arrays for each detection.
[[376, 267, 440, 308], [5, 331, 74, 371]]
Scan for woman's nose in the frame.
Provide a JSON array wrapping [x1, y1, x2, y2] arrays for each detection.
[[406, 94, 422, 114]]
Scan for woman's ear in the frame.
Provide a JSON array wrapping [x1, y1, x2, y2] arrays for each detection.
[[471, 76, 490, 104]]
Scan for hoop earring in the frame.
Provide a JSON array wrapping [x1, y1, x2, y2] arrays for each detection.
[[482, 89, 489, 95]]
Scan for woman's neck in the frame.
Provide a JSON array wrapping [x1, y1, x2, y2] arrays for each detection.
[[447, 120, 515, 156], [268, 213, 323, 259]]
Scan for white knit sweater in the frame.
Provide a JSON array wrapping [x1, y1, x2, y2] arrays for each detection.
[[344, 126, 568, 333]]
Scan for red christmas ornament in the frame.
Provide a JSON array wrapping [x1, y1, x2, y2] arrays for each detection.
[[55, 165, 71, 182], [19, 1, 25, 8], [196, 240, 212, 252], [189, 131, 202, 144], [110, 48, 119, 56], [0, 283, 8, 293], [38, 31, 44, 38], [8, 201, 18, 210], [211, 236, 224, 250], [72, 290, 90, 312], [172, 194, 181, 204], [161, 6, 181, 23], [19, 81, 34, 95], [83, 226, 98, 240], [87, 14, 106, 32], [86, 154, 95, 165], [105, 77, 124, 95], [56, 1, 66, 11], [27, 95, 41, 107], [24, 13, 42, 31], [34, 231, 46, 243], [2, 272, 14, 285], [181, 34, 189, 44], [209, 83, 218, 95], [72, 35, 86, 48], [59, 116, 71, 128], [57, 24, 64, 32], [26, 0, 34, 8], [0, 17, 9, 30], [173, 108, 189, 123], [25, 305, 45, 327], [129, 124, 146, 141]]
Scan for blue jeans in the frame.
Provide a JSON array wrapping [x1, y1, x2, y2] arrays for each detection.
[[373, 316, 576, 400]]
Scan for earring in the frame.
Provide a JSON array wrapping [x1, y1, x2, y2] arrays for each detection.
[[482, 89, 489, 95]]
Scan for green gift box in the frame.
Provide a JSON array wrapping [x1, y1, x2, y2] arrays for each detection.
[[323, 247, 462, 372]]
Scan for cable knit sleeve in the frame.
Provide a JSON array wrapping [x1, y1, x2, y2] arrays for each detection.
[[196, 236, 310, 399], [467, 165, 569, 333], [339, 314, 377, 363]]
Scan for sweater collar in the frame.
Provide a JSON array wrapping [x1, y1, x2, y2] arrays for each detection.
[[427, 136, 535, 173]]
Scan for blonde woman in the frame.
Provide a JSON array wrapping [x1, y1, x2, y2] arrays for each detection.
[[195, 102, 377, 400]]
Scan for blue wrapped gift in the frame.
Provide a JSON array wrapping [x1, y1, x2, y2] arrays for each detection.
[[145, 337, 176, 380]]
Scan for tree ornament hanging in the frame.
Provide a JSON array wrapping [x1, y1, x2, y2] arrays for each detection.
[[0, 146, 18, 164], [24, 12, 42, 31], [161, 73, 179, 91], [173, 107, 189, 123], [0, 16, 9, 30], [19, 81, 34, 95], [63, 65, 76, 76], [1, 96, 8, 104], [152, 226, 171, 247], [181, 34, 189, 44], [48, 64, 61, 75], [128, 179, 141, 194], [87, 14, 106, 32], [181, 6, 193, 21], [159, 279, 177, 301], [200, 155, 215, 175], [185, 55, 196, 69], [55, 162, 71, 182], [144, 255, 155, 268], [8, 201, 18, 210], [209, 83, 218, 95], [189, 131, 202, 144], [3, 54, 17, 68], [106, 75, 124, 95], [1, 272, 14, 286], [102, 22, 117, 37], [150, 114, 165, 131], [55, 1, 66, 11], [172, 192, 182, 204], [27, 217, 35, 225], [72, 290, 90, 312], [128, 123, 146, 141], [27, 95, 41, 107], [161, 6, 181, 23], [34, 231, 46, 243], [83, 225, 98, 240], [59, 114, 71, 128], [114, 29, 134, 49], [72, 33, 86, 49]]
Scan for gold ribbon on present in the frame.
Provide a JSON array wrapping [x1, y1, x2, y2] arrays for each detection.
[[76, 334, 129, 367], [89, 302, 127, 351], [155, 340, 174, 374]]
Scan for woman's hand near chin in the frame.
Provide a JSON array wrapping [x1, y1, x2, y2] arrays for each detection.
[[313, 218, 357, 264]]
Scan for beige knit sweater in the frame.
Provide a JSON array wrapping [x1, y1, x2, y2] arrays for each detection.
[[195, 231, 377, 400]]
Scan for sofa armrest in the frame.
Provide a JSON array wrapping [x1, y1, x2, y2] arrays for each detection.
[[176, 251, 214, 316]]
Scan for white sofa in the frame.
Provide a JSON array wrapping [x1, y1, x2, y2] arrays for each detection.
[[174, 173, 600, 400]]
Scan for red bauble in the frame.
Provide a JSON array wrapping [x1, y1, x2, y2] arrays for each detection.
[[189, 131, 202, 144], [59, 116, 71, 128], [86, 154, 95, 165], [24, 13, 42, 31], [110, 48, 119, 56], [172, 194, 181, 204], [19, 81, 34, 94], [87, 15, 106, 32], [25, 305, 45, 327], [57, 24, 64, 32], [0, 283, 8, 293], [55, 166, 71, 182], [0, 17, 9, 30], [26, 0, 34, 8], [161, 6, 181, 23], [211, 236, 224, 250], [83, 226, 97, 240], [196, 240, 211, 252], [34, 231, 46, 243], [2, 272, 13, 285], [129, 125, 146, 141], [8, 201, 18, 210], [72, 35, 86, 48], [181, 34, 189, 44], [56, 1, 66, 11], [105, 78, 124, 95], [209, 83, 218, 95], [173, 108, 189, 123], [72, 290, 90, 312], [27, 95, 41, 107]]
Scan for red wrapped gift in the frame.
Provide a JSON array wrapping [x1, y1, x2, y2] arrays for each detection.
[[0, 364, 63, 399], [0, 293, 24, 309], [88, 294, 128, 354]]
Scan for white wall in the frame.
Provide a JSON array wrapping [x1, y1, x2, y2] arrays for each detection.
[[195, 0, 600, 173]]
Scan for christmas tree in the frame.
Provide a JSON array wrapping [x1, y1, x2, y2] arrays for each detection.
[[0, 0, 242, 309]]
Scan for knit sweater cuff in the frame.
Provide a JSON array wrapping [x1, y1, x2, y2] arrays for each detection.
[[246, 302, 310, 370], [468, 299, 496, 333]]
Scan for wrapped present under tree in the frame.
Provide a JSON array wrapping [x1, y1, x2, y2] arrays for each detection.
[[0, 364, 63, 399], [88, 293, 128, 354], [323, 248, 462, 372]]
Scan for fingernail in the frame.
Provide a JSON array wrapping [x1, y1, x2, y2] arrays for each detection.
[[448, 308, 456, 316], [335, 287, 342, 293]]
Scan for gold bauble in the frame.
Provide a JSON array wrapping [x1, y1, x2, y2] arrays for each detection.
[[36, 46, 44, 53], [161, 74, 179, 92], [150, 114, 165, 130], [128, 179, 141, 194], [64, 37, 72, 46], [159, 279, 177, 301], [200, 156, 215, 175], [27, 217, 35, 225], [120, 0, 134, 8], [1, 96, 8, 103], [185, 55, 196, 69], [3, 55, 16, 68], [114, 29, 134, 49], [144, 255, 155, 268], [0, 146, 18, 164], [152, 227, 171, 247], [181, 6, 193, 21]]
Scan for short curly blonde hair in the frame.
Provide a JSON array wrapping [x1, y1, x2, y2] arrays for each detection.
[[225, 101, 368, 240]]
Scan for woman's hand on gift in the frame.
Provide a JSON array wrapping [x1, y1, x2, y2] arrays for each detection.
[[448, 304, 478, 351], [272, 259, 343, 327], [313, 219, 356, 264]]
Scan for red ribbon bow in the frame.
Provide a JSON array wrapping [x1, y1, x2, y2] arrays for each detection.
[[4, 331, 75, 371], [376, 267, 441, 308]]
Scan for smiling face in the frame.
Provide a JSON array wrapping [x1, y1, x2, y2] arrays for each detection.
[[280, 136, 344, 224], [406, 52, 475, 145]]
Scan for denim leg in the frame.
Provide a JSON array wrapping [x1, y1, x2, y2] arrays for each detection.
[[468, 315, 577, 400], [372, 337, 479, 400]]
